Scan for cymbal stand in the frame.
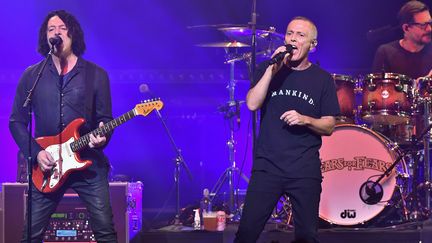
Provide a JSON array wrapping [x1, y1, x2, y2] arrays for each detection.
[[249, 0, 258, 149], [210, 58, 249, 218], [422, 100, 431, 211]]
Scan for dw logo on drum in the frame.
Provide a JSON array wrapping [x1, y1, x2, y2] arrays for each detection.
[[340, 209, 356, 219]]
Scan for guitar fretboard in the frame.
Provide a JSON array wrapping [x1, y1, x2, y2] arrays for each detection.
[[70, 109, 136, 152]]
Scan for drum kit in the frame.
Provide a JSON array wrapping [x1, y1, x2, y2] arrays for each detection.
[[320, 73, 432, 227], [192, 23, 432, 227]]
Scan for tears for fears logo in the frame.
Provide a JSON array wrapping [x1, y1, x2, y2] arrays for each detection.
[[321, 156, 392, 173]]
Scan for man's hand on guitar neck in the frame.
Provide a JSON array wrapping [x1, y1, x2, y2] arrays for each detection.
[[37, 150, 56, 172], [89, 122, 107, 148]]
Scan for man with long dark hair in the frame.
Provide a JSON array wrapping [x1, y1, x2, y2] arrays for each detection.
[[9, 10, 118, 242]]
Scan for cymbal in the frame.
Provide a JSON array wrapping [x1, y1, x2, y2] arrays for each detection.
[[195, 41, 250, 48], [225, 50, 271, 64], [187, 23, 248, 29], [219, 26, 284, 41]]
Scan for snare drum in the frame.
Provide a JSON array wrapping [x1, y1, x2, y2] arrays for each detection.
[[360, 73, 414, 125], [332, 74, 357, 123], [319, 124, 408, 226]]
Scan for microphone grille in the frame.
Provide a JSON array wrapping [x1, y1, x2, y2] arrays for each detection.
[[139, 83, 149, 93], [49, 36, 63, 46]]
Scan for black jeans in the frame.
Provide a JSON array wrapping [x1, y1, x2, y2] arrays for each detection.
[[21, 170, 117, 243], [234, 170, 322, 243]]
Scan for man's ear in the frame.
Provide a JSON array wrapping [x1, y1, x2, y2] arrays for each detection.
[[402, 23, 410, 32], [310, 39, 317, 52]]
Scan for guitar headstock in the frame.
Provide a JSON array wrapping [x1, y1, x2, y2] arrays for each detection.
[[135, 99, 164, 116]]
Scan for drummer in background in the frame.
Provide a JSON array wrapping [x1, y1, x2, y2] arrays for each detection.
[[372, 0, 432, 80]]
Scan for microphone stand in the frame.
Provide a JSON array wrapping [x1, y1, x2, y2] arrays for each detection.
[[249, 0, 258, 151], [22, 46, 55, 243], [154, 109, 193, 226], [359, 122, 432, 206]]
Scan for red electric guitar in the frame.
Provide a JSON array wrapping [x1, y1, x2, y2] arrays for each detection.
[[32, 99, 163, 193]]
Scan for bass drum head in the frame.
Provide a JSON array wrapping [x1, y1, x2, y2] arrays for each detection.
[[319, 124, 406, 226]]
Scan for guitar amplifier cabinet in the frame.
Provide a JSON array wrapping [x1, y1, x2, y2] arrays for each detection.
[[1, 182, 142, 243]]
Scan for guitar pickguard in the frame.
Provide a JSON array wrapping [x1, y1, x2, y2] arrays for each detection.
[[45, 137, 86, 189]]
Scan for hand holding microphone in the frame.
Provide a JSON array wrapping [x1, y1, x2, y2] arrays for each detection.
[[269, 44, 296, 65]]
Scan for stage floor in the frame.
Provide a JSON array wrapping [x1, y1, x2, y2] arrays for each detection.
[[132, 220, 432, 243]]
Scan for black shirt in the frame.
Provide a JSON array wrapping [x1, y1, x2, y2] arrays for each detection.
[[253, 62, 340, 179], [372, 40, 432, 79], [9, 56, 113, 173]]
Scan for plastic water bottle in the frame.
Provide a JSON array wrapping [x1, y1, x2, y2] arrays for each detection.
[[200, 188, 212, 213], [193, 209, 201, 230]]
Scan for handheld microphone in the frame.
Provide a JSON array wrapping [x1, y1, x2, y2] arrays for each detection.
[[269, 44, 296, 65], [49, 35, 63, 47], [139, 83, 150, 94], [139, 83, 158, 99]]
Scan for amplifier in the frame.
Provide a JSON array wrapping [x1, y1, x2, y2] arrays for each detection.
[[43, 199, 95, 242], [1, 182, 142, 243]]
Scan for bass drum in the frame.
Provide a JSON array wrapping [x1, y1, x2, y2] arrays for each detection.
[[319, 124, 408, 226]]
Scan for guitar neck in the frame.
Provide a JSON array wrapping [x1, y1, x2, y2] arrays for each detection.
[[71, 109, 137, 152]]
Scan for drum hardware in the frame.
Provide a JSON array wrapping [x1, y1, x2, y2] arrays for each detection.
[[421, 101, 432, 211], [218, 26, 285, 51], [395, 82, 404, 92], [417, 181, 432, 191], [195, 41, 250, 48], [208, 50, 250, 220], [394, 101, 400, 109], [193, 23, 287, 223], [418, 77, 432, 97], [195, 23, 285, 219], [224, 49, 270, 64], [367, 81, 377, 91], [271, 195, 293, 227], [191, 24, 285, 54], [368, 101, 376, 109]]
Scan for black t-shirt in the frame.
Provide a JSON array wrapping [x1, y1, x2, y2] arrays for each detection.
[[372, 40, 432, 79], [252, 62, 340, 179]]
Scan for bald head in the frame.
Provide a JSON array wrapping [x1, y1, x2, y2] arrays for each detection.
[[288, 16, 318, 40]]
